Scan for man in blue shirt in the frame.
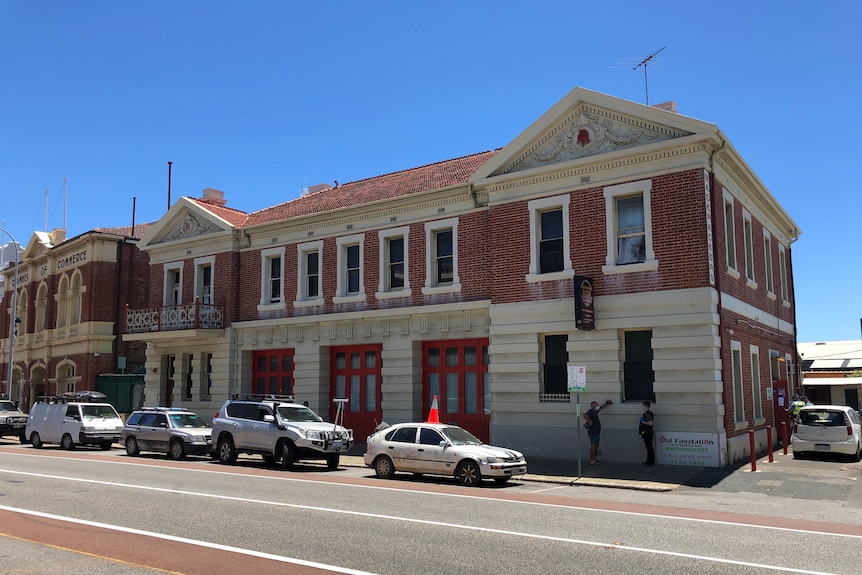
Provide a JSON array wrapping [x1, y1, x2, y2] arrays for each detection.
[[583, 399, 612, 464]]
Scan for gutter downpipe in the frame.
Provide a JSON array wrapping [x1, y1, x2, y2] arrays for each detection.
[[708, 140, 729, 442]]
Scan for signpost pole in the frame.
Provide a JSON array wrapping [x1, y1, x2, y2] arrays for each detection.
[[567, 365, 587, 481]]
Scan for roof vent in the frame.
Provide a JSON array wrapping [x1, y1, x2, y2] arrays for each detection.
[[652, 101, 677, 113]]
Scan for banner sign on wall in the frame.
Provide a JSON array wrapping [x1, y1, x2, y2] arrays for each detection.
[[574, 276, 594, 330], [656, 430, 727, 468]]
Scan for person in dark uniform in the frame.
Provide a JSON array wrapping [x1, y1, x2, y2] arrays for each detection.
[[639, 401, 655, 466]]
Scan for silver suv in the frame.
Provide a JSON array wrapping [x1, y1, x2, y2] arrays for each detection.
[[211, 396, 353, 470], [123, 407, 212, 460], [0, 398, 27, 443]]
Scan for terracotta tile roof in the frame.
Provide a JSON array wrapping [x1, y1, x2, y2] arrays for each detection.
[[94, 221, 157, 240], [244, 150, 497, 227], [187, 199, 250, 227]]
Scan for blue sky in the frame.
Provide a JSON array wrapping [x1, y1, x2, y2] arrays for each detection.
[[1, 1, 859, 342]]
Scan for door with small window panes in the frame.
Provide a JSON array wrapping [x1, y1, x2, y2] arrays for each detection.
[[251, 350, 294, 397], [330, 345, 382, 441], [422, 339, 490, 442]]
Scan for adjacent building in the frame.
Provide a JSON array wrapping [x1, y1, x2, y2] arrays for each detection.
[[0, 225, 151, 408], [799, 340, 862, 408], [117, 87, 801, 466]]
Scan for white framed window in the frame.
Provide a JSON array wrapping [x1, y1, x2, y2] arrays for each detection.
[[294, 240, 324, 308], [723, 192, 739, 277], [731, 340, 745, 425], [258, 247, 285, 310], [750, 345, 762, 421], [57, 361, 78, 393], [786, 352, 795, 392], [778, 244, 789, 304], [602, 180, 658, 274], [763, 231, 775, 298], [742, 209, 756, 287], [35, 282, 48, 332], [70, 271, 83, 325], [334, 233, 366, 304], [377, 226, 412, 299], [194, 256, 215, 304], [55, 275, 69, 328], [423, 217, 461, 295], [163, 262, 183, 306], [526, 195, 573, 282]]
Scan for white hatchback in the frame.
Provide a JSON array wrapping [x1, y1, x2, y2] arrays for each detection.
[[791, 405, 862, 461], [364, 422, 527, 486]]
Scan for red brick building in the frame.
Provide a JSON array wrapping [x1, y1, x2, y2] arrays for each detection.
[[0, 225, 151, 409], [123, 88, 800, 465]]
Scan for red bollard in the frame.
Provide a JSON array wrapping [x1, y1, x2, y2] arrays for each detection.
[[749, 429, 757, 472], [781, 422, 788, 455], [766, 426, 774, 463]]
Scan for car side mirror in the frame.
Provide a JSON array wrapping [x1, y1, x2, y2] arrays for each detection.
[[439, 441, 448, 448], [263, 414, 275, 423]]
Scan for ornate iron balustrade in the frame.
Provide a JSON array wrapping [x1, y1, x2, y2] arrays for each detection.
[[125, 301, 224, 333]]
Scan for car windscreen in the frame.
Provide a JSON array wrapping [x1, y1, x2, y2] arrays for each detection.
[[81, 405, 119, 419], [276, 405, 322, 423], [441, 426, 483, 446], [169, 413, 208, 428], [0, 401, 17, 411]]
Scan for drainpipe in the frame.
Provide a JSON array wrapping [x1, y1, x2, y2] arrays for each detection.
[[708, 139, 729, 432]]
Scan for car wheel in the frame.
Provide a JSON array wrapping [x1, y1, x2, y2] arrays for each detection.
[[493, 476, 512, 485], [792, 450, 802, 460], [854, 442, 861, 463], [217, 436, 238, 465], [100, 442, 112, 451], [125, 437, 140, 456], [18, 431, 28, 444], [169, 439, 186, 460], [61, 434, 75, 450], [456, 460, 482, 487], [30, 432, 43, 449], [373, 455, 395, 479], [280, 442, 296, 470], [326, 453, 340, 470]]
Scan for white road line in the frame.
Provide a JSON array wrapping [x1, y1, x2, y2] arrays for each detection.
[[0, 504, 378, 575], [2, 453, 860, 540], [0, 469, 850, 575]]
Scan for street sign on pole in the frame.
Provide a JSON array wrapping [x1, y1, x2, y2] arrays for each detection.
[[567, 365, 586, 392]]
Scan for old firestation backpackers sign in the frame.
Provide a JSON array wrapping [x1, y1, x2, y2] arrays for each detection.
[[574, 276, 594, 330]]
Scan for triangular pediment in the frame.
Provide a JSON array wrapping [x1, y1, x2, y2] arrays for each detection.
[[22, 229, 63, 262], [143, 197, 234, 248], [473, 87, 717, 182]]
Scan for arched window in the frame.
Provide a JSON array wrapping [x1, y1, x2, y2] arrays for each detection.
[[56, 361, 78, 393], [56, 275, 69, 328], [35, 283, 48, 332], [70, 271, 83, 325], [16, 289, 28, 335]]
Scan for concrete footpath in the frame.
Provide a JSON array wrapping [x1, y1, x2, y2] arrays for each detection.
[[340, 450, 703, 492]]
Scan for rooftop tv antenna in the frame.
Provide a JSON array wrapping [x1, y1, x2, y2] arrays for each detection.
[[633, 46, 665, 105]]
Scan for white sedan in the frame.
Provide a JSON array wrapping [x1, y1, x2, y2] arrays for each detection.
[[791, 405, 862, 461], [364, 422, 527, 486]]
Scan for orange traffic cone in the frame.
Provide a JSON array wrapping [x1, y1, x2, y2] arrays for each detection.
[[427, 395, 440, 423]]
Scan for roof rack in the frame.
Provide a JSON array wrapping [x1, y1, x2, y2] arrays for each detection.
[[230, 394, 295, 403], [140, 406, 189, 412], [36, 391, 110, 404]]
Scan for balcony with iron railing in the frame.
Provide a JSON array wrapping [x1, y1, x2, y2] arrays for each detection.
[[125, 300, 224, 334]]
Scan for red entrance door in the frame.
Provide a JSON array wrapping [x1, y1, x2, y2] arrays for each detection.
[[422, 339, 490, 442], [330, 345, 382, 442], [252, 350, 294, 397]]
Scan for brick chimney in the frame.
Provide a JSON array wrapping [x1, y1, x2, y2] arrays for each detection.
[[200, 188, 227, 206]]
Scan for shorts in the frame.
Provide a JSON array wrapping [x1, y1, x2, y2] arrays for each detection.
[[587, 431, 600, 445]]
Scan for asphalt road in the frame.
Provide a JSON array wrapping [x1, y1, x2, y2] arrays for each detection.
[[1, 443, 861, 575]]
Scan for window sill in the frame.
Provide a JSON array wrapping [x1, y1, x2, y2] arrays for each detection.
[[753, 417, 766, 427], [733, 420, 749, 432], [726, 267, 741, 280], [782, 300, 791, 308], [601, 259, 659, 275], [293, 298, 324, 309], [332, 293, 367, 305], [422, 283, 462, 296], [375, 288, 413, 300], [525, 269, 575, 283], [256, 302, 286, 312], [745, 278, 758, 290], [766, 291, 777, 301]]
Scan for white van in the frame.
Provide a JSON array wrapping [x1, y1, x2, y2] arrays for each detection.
[[26, 395, 123, 450]]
